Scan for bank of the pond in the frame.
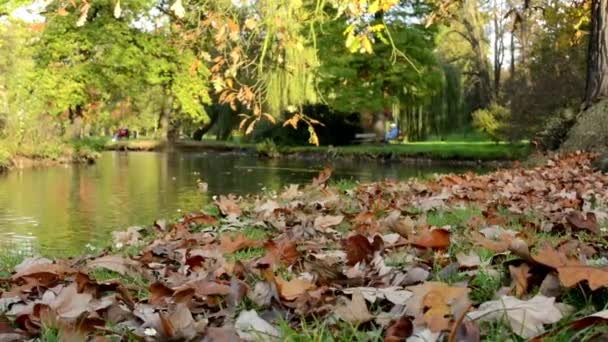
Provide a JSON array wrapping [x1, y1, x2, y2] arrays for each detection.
[[105, 138, 530, 163], [0, 141, 101, 174], [1, 153, 607, 341]]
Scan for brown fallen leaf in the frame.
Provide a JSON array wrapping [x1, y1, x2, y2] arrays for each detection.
[[456, 252, 482, 268], [406, 282, 469, 332], [532, 244, 581, 269], [384, 316, 413, 342], [312, 167, 332, 187], [263, 239, 300, 266], [149, 282, 174, 305], [49, 283, 93, 319], [87, 255, 140, 278], [220, 233, 260, 254], [334, 289, 374, 324], [276, 277, 315, 301], [216, 195, 242, 218], [557, 265, 608, 290], [409, 228, 450, 250], [314, 215, 344, 229], [509, 263, 530, 298], [342, 234, 384, 266], [566, 211, 600, 234]]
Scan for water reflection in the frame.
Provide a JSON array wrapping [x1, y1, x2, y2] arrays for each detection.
[[0, 151, 488, 255]]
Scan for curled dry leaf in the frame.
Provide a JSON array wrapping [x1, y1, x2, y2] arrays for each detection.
[[334, 289, 375, 324], [456, 252, 482, 268], [467, 295, 563, 338], [235, 309, 280, 340], [220, 233, 260, 254], [216, 195, 242, 218], [263, 239, 300, 267], [566, 211, 600, 234], [409, 228, 450, 250], [557, 265, 608, 291], [343, 287, 413, 305], [87, 255, 140, 278], [314, 215, 344, 229], [509, 263, 530, 298]]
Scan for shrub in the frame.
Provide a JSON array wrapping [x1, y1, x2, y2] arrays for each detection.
[[0, 144, 11, 169], [256, 139, 280, 158], [472, 104, 511, 143], [534, 108, 577, 150]]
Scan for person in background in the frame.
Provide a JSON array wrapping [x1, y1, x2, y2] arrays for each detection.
[[385, 123, 399, 142]]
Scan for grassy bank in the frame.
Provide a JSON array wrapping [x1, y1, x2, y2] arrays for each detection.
[[103, 138, 530, 161], [0, 153, 606, 340], [0, 138, 103, 172]]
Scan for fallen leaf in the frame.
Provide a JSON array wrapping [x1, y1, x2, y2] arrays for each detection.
[[509, 263, 530, 297], [406, 282, 469, 332], [532, 244, 580, 269], [456, 252, 482, 268], [216, 195, 242, 218], [49, 283, 93, 319], [235, 309, 280, 340], [334, 289, 374, 324], [343, 287, 413, 305], [220, 233, 260, 254], [539, 273, 562, 297], [276, 277, 315, 301], [566, 211, 600, 234], [453, 320, 481, 342], [14, 257, 52, 274], [112, 226, 142, 246], [467, 295, 563, 338], [409, 228, 450, 250], [87, 255, 139, 277], [557, 265, 608, 290], [312, 167, 332, 187], [263, 239, 300, 266], [384, 316, 413, 342], [342, 234, 384, 266], [314, 215, 344, 229]]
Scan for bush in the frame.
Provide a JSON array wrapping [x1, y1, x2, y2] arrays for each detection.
[[256, 139, 280, 158], [472, 104, 511, 143], [534, 108, 576, 151]]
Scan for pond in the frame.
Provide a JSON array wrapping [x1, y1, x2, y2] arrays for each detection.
[[0, 151, 489, 255]]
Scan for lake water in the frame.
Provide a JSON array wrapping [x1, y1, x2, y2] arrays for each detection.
[[0, 151, 487, 255]]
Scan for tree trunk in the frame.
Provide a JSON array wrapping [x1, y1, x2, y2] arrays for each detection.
[[560, 0, 608, 153], [585, 0, 608, 105], [68, 105, 84, 140]]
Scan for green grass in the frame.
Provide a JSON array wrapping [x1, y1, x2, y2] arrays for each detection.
[[70, 136, 110, 152], [427, 207, 482, 228], [282, 141, 529, 161], [89, 268, 149, 300], [277, 319, 383, 342], [100, 137, 529, 161], [469, 271, 503, 303], [225, 247, 266, 261]]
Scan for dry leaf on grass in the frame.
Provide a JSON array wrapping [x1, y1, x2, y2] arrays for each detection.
[[467, 295, 563, 338], [87, 255, 140, 278], [409, 228, 450, 250], [456, 252, 482, 268], [342, 234, 384, 266], [509, 263, 530, 297], [216, 195, 242, 218], [49, 283, 93, 319], [557, 265, 608, 290], [342, 287, 413, 305], [275, 277, 315, 301], [566, 211, 599, 234], [220, 234, 260, 254], [314, 215, 344, 229], [406, 282, 469, 332], [235, 310, 280, 340], [263, 239, 300, 266], [334, 289, 374, 324]]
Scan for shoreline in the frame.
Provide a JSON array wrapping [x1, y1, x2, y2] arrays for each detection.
[[0, 151, 99, 174], [105, 139, 529, 165]]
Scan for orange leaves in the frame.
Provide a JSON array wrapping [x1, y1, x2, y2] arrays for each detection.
[[276, 277, 315, 301], [220, 233, 260, 254], [263, 239, 300, 267], [532, 244, 608, 290], [407, 282, 469, 332], [558, 266, 608, 291], [409, 228, 451, 250]]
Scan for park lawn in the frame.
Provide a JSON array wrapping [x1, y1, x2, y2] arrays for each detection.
[[102, 138, 530, 161]]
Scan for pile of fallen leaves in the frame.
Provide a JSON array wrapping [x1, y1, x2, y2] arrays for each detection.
[[1, 153, 608, 341]]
